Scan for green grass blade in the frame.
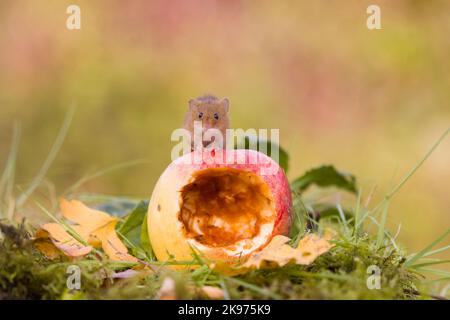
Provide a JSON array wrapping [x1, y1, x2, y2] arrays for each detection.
[[376, 201, 390, 247], [353, 188, 362, 238], [371, 128, 449, 214], [219, 279, 231, 300], [336, 203, 350, 235], [386, 127, 448, 200], [367, 216, 398, 250], [422, 245, 450, 258], [34, 200, 92, 248], [409, 259, 450, 269], [0, 123, 21, 219], [0, 123, 21, 196], [17, 107, 75, 206], [72, 193, 142, 204], [225, 277, 282, 299], [62, 159, 148, 197], [405, 228, 450, 267], [416, 268, 450, 278]]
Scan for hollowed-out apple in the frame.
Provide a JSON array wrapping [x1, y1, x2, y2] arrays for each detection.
[[147, 149, 292, 265]]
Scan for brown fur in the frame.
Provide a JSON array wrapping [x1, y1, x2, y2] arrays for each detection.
[[183, 94, 230, 149]]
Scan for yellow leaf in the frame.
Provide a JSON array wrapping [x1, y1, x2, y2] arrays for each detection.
[[35, 199, 138, 262], [294, 233, 334, 265], [242, 233, 333, 270], [39, 223, 92, 257], [35, 228, 50, 239], [60, 198, 116, 233], [243, 235, 292, 268], [88, 222, 110, 248], [100, 221, 138, 262], [34, 239, 61, 260]]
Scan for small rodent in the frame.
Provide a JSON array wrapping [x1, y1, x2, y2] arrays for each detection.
[[183, 94, 230, 149]]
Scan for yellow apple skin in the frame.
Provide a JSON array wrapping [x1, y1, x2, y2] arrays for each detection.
[[147, 149, 292, 265]]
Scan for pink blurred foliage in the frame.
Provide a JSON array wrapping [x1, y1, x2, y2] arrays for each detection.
[[270, 49, 370, 131], [0, 2, 62, 86], [106, 0, 245, 49]]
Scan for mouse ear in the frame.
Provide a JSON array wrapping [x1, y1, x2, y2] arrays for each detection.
[[188, 99, 196, 111], [221, 98, 230, 112]]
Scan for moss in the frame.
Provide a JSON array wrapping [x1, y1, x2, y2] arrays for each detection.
[[0, 220, 427, 300], [0, 222, 112, 299]]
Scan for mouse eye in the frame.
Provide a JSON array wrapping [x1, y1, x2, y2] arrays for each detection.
[[198, 112, 203, 119], [214, 113, 219, 120]]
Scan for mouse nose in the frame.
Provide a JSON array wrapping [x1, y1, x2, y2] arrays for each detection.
[[203, 119, 214, 129]]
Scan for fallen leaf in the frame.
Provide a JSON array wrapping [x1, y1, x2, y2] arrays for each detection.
[[100, 221, 138, 262], [295, 232, 334, 264], [242, 235, 292, 269], [33, 239, 62, 260], [35, 198, 137, 262], [242, 233, 333, 270], [39, 223, 92, 257], [60, 198, 115, 233]]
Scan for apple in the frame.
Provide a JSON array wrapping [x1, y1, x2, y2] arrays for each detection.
[[147, 149, 292, 265]]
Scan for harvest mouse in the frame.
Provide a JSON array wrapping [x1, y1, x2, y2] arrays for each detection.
[[183, 94, 230, 150]]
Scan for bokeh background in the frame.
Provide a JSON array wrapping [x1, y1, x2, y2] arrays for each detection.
[[0, 1, 449, 260]]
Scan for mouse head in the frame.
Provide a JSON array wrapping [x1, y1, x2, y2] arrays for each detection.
[[188, 95, 229, 129]]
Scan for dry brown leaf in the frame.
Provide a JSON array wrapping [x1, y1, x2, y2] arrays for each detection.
[[242, 233, 333, 270]]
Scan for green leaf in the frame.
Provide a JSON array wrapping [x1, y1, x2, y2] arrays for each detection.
[[140, 214, 156, 260], [288, 193, 308, 243], [290, 165, 357, 194], [117, 200, 148, 247], [236, 135, 289, 173], [316, 204, 354, 222], [115, 200, 156, 261]]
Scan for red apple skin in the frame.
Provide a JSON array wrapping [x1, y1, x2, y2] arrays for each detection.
[[147, 149, 292, 264]]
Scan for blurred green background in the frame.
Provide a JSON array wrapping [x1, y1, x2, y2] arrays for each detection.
[[0, 1, 449, 258]]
